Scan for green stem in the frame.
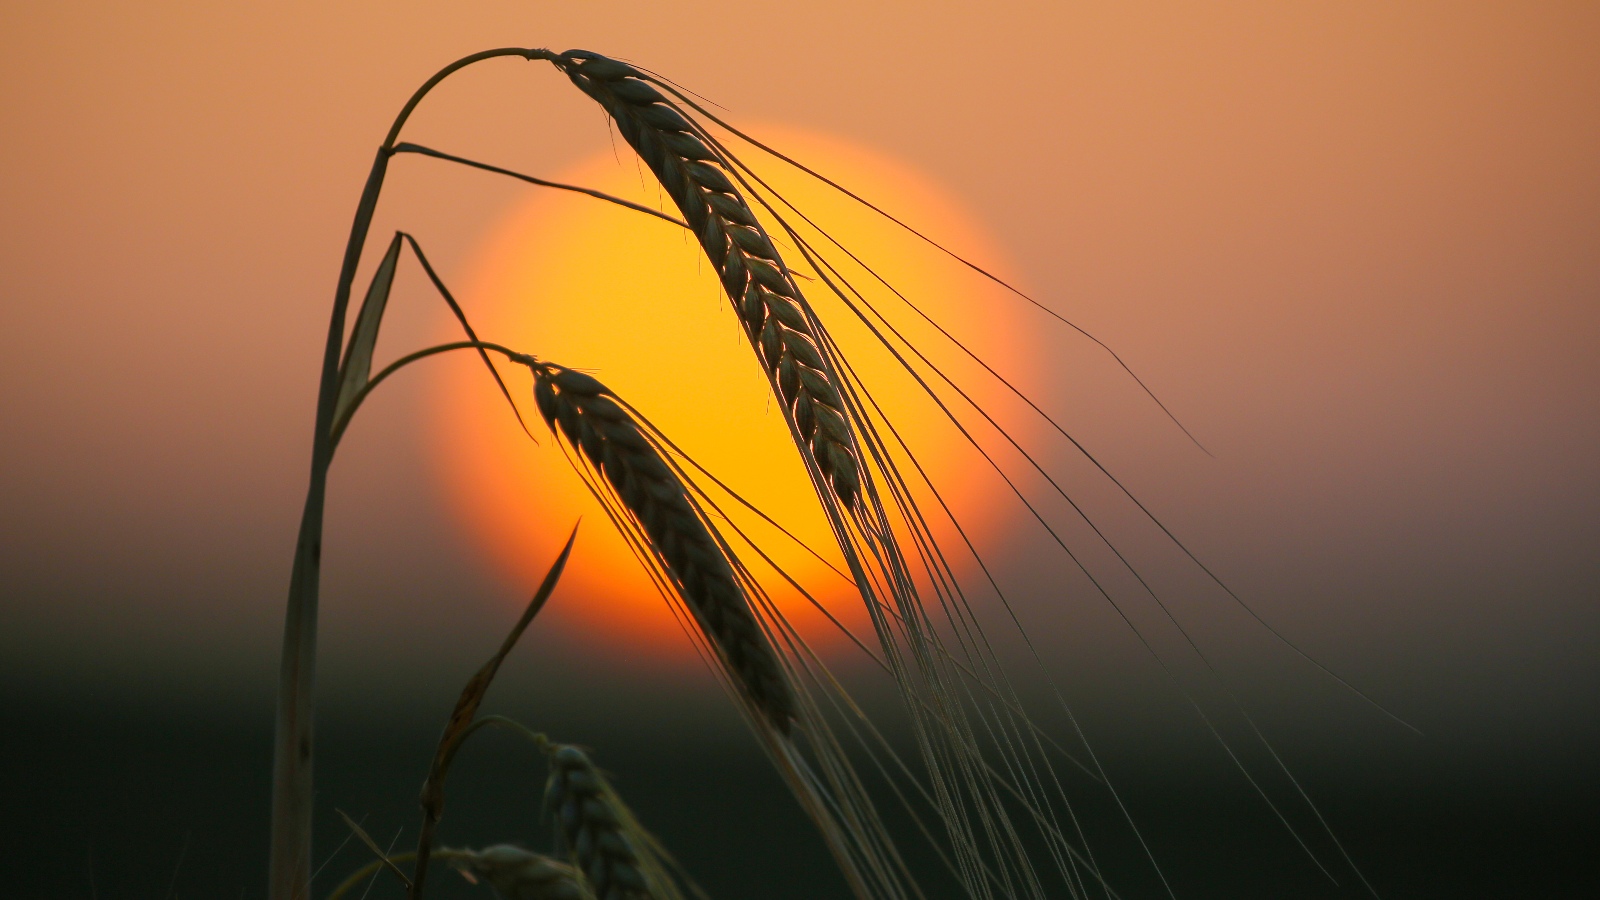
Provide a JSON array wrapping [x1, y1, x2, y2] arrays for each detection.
[[269, 47, 552, 900], [448, 714, 552, 762], [390, 143, 689, 229], [329, 340, 532, 450]]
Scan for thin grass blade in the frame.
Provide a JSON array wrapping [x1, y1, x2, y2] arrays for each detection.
[[400, 232, 539, 442], [409, 525, 579, 899], [335, 809, 412, 891], [333, 232, 404, 428]]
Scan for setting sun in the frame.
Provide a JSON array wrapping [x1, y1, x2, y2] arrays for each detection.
[[429, 125, 1040, 661]]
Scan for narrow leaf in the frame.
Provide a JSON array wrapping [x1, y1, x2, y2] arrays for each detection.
[[449, 521, 578, 740], [336, 809, 412, 890], [333, 232, 404, 429], [401, 232, 538, 443], [409, 523, 579, 900]]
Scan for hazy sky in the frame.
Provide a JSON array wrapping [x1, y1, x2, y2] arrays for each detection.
[[1, 2, 1594, 756]]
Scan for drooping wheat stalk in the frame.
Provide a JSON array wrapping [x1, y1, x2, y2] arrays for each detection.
[[304, 50, 1101, 900], [280, 41, 1399, 900], [533, 49, 1165, 900], [277, 45, 931, 900], [328, 846, 594, 900], [526, 358, 921, 900]]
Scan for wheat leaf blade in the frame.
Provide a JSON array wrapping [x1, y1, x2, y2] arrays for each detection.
[[333, 232, 404, 429], [450, 522, 578, 738], [335, 809, 412, 891], [400, 232, 539, 442], [409, 526, 578, 900]]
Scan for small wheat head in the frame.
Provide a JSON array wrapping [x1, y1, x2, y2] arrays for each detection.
[[458, 845, 596, 900], [544, 744, 686, 900]]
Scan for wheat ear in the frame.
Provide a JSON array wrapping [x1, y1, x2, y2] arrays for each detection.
[[459, 845, 596, 900], [547, 51, 861, 510], [531, 363, 795, 731], [544, 744, 687, 900]]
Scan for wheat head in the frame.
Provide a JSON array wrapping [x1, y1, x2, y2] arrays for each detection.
[[548, 51, 862, 510], [530, 362, 794, 731], [459, 845, 596, 900], [544, 743, 687, 900]]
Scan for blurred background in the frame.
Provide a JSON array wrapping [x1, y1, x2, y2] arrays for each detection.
[[1, 2, 1595, 897]]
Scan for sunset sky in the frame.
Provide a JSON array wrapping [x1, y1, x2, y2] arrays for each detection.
[[1, 3, 1595, 897]]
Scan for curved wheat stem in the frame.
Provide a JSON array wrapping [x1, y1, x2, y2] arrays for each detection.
[[546, 50, 861, 510]]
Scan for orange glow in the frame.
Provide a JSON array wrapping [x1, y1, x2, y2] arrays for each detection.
[[430, 125, 1039, 663]]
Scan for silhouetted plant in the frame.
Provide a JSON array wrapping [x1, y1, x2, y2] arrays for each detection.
[[279, 47, 1409, 900]]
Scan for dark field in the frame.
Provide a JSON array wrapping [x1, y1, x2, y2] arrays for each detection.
[[7, 682, 1594, 899]]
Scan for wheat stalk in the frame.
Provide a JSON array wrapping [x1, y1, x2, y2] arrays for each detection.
[[269, 42, 1403, 900], [537, 51, 1042, 900], [530, 362, 795, 732], [270, 48, 557, 900], [535, 53, 1135, 900], [546, 52, 861, 511], [302, 51, 1081, 899]]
